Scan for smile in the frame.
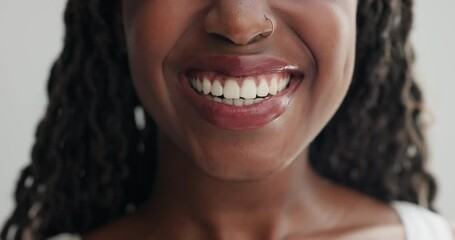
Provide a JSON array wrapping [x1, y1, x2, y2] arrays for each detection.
[[179, 55, 304, 130], [188, 71, 291, 106]]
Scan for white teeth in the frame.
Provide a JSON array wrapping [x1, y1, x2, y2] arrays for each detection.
[[240, 78, 257, 99], [196, 79, 203, 92], [191, 79, 197, 89], [254, 98, 264, 104], [269, 77, 278, 95], [191, 74, 292, 106], [244, 99, 255, 106], [204, 95, 265, 107], [223, 79, 240, 99], [277, 80, 284, 92], [203, 78, 211, 95], [222, 98, 234, 105], [257, 78, 269, 97], [278, 78, 289, 92], [211, 80, 223, 96], [234, 99, 244, 106]]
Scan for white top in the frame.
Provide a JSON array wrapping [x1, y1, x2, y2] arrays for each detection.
[[47, 202, 453, 240], [392, 201, 454, 240], [47, 234, 80, 240]]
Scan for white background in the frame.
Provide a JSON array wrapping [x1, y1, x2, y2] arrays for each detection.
[[1, 0, 454, 224]]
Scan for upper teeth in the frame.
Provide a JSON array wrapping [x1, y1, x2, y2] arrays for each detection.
[[190, 73, 291, 100]]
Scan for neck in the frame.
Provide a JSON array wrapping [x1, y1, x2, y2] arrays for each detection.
[[145, 133, 353, 240]]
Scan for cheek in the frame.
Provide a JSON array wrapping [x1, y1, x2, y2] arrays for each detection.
[[285, 1, 357, 75], [122, 1, 197, 133], [275, 0, 357, 144], [313, 9, 356, 122]]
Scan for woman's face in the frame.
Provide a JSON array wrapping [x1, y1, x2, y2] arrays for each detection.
[[122, 0, 357, 180]]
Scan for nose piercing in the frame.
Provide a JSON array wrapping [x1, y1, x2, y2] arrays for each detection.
[[260, 15, 274, 38]]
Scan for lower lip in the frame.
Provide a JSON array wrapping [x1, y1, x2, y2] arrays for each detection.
[[180, 75, 302, 130]]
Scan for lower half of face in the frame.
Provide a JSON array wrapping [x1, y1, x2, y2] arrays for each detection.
[[122, 0, 357, 181]]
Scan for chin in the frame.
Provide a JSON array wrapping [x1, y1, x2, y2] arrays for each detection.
[[183, 130, 305, 181]]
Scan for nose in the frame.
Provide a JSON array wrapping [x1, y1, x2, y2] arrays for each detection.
[[203, 0, 274, 45]]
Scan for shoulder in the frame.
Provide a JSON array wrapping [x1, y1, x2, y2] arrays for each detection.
[[311, 197, 407, 240]]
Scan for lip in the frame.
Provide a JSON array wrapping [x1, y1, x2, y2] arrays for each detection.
[[179, 55, 304, 130], [182, 55, 303, 77]]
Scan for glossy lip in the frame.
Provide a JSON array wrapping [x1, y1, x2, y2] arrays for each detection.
[[179, 56, 304, 130], [182, 55, 303, 77]]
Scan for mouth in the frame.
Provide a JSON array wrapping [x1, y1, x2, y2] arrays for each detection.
[[188, 71, 291, 106], [179, 55, 304, 130]]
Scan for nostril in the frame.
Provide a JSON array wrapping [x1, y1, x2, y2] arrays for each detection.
[[210, 32, 265, 45], [210, 33, 237, 44]]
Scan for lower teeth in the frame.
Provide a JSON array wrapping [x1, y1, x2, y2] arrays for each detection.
[[204, 95, 266, 106]]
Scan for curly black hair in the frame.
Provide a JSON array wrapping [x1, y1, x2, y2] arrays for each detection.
[[1, 0, 436, 239]]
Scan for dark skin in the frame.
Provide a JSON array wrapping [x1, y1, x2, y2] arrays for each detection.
[[82, 0, 449, 239], [84, 143, 405, 239]]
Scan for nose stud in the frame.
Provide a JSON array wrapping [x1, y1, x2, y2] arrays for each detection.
[[204, 10, 275, 45], [260, 15, 274, 38]]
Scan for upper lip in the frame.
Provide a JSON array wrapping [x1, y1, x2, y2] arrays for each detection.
[[182, 55, 304, 77]]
